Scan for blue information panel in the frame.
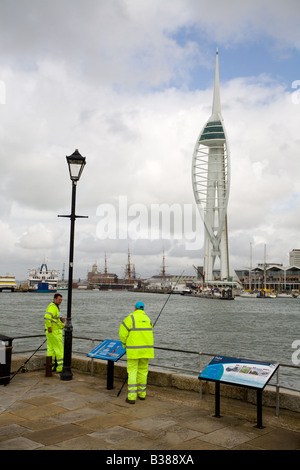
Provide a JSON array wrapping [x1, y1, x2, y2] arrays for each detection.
[[199, 355, 279, 390], [87, 339, 126, 362]]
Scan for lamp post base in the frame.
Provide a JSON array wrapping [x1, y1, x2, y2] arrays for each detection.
[[61, 318, 73, 381], [60, 368, 73, 381]]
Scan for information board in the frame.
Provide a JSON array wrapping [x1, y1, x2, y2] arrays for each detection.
[[87, 339, 126, 362], [199, 355, 279, 390]]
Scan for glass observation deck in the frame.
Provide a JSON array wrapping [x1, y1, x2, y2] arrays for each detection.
[[199, 121, 225, 141]]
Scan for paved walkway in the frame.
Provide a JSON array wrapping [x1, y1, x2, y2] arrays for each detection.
[[0, 370, 299, 451]]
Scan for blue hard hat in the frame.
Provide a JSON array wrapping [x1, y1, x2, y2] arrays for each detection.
[[135, 301, 144, 309]]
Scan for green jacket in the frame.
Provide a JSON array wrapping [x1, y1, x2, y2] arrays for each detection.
[[119, 309, 154, 359]]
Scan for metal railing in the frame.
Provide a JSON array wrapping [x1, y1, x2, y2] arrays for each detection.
[[10, 334, 300, 417]]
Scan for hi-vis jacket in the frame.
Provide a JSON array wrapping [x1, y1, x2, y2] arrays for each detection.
[[44, 302, 65, 332], [119, 309, 154, 359]]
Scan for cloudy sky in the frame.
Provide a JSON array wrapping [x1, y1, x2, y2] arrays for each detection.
[[1, 0, 300, 281]]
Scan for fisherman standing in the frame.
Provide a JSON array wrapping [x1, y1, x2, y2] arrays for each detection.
[[119, 301, 154, 404], [44, 293, 66, 372]]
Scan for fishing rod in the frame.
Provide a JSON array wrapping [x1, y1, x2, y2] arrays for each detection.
[[117, 270, 185, 397], [153, 270, 185, 327], [10, 338, 47, 382]]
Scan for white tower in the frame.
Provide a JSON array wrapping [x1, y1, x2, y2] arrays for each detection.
[[192, 50, 231, 283]]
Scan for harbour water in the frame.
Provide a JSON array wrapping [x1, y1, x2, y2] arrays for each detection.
[[0, 290, 299, 390]]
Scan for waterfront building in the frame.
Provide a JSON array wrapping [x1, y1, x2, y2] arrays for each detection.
[[289, 249, 300, 267], [239, 263, 300, 293], [88, 262, 118, 287], [87, 261, 136, 290], [192, 50, 237, 286]]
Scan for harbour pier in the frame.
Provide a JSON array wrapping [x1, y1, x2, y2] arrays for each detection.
[[0, 354, 299, 451]]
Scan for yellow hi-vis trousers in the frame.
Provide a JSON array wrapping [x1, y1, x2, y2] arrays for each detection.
[[46, 330, 64, 372], [127, 358, 149, 401]]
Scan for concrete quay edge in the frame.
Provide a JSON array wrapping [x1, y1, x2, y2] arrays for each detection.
[[11, 354, 300, 415]]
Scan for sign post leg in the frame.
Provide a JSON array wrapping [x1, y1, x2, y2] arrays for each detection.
[[107, 360, 114, 390], [214, 381, 221, 418], [255, 389, 264, 429]]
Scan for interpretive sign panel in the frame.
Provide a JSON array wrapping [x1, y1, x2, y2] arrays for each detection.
[[199, 355, 279, 390], [87, 339, 126, 362]]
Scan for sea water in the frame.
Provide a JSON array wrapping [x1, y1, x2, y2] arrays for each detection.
[[0, 290, 299, 390]]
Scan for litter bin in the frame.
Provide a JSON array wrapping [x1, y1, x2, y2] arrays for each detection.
[[0, 334, 13, 385]]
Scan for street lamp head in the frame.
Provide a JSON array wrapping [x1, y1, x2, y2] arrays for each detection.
[[66, 149, 86, 182]]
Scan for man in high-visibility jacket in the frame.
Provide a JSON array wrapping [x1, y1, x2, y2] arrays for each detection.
[[44, 293, 66, 372], [119, 301, 154, 404]]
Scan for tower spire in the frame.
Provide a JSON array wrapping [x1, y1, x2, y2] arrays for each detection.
[[192, 49, 232, 284], [210, 48, 222, 122]]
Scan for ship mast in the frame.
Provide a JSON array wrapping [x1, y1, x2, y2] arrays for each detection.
[[126, 248, 131, 284], [161, 250, 166, 281], [104, 253, 108, 283]]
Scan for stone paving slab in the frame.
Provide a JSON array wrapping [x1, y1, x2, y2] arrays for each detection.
[[78, 410, 134, 431], [23, 423, 88, 446], [49, 406, 105, 425], [88, 425, 144, 445], [247, 428, 300, 451], [42, 434, 114, 450], [197, 425, 258, 449], [0, 370, 299, 452], [10, 403, 67, 421], [0, 423, 31, 441], [0, 436, 44, 450], [126, 415, 179, 433], [109, 435, 168, 451]]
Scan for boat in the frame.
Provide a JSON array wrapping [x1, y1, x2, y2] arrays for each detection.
[[27, 263, 59, 293], [256, 289, 276, 299], [180, 288, 192, 295], [172, 283, 188, 294], [0, 275, 17, 292], [220, 288, 234, 300], [57, 282, 68, 291], [240, 291, 258, 298], [241, 289, 276, 299], [194, 287, 234, 299]]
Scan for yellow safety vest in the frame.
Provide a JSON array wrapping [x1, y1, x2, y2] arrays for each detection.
[[119, 309, 154, 359]]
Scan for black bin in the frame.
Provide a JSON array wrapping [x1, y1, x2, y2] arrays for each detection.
[[0, 334, 13, 385]]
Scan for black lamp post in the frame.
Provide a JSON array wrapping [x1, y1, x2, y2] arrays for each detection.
[[59, 149, 87, 381]]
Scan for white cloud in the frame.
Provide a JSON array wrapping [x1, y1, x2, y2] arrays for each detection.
[[17, 223, 58, 250]]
